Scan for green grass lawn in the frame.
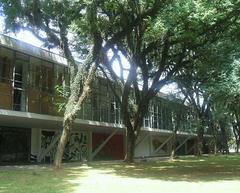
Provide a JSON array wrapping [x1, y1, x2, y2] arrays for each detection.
[[1, 155, 240, 193]]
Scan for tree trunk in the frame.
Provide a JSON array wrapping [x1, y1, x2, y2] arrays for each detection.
[[237, 121, 240, 153], [214, 141, 217, 155], [53, 118, 73, 168], [197, 125, 204, 156], [125, 128, 136, 163], [233, 121, 240, 153], [170, 132, 176, 160], [219, 122, 229, 155], [170, 113, 180, 160], [236, 142, 239, 153], [53, 63, 97, 168], [212, 122, 218, 155]]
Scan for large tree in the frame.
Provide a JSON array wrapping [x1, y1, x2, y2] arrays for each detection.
[[99, 0, 240, 162], [1, 0, 164, 165], [0, 0, 106, 168], [2, 0, 240, 164], [175, 17, 240, 155], [207, 59, 240, 153]]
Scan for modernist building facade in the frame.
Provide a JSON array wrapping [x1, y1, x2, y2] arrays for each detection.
[[0, 34, 201, 164]]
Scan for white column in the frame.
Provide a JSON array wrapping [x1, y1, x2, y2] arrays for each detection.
[[31, 128, 41, 156], [88, 131, 92, 161]]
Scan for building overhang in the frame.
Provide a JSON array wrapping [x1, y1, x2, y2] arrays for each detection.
[[0, 109, 125, 134], [0, 34, 67, 66], [141, 127, 197, 137], [0, 109, 210, 138]]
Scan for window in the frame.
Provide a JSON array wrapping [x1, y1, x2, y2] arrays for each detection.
[[14, 62, 23, 88], [29, 58, 53, 93], [0, 57, 9, 82], [41, 62, 53, 93], [29, 57, 41, 87], [13, 89, 22, 111], [55, 65, 68, 87], [13, 52, 28, 111], [13, 62, 24, 111], [0, 47, 13, 83]]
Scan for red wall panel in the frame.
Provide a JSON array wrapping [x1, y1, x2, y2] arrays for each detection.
[[92, 132, 124, 160]]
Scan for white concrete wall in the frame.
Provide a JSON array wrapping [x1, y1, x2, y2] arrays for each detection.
[[135, 134, 151, 157], [175, 137, 188, 155], [151, 135, 171, 156], [134, 133, 174, 158]]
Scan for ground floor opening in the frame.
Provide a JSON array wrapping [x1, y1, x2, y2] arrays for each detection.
[[0, 126, 31, 164], [0, 124, 208, 165]]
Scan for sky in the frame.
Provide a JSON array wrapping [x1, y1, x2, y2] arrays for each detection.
[[0, 16, 42, 47], [0, 15, 177, 94]]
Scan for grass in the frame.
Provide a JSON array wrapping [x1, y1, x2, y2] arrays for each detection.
[[1, 155, 240, 193]]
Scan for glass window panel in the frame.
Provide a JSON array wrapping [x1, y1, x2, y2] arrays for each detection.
[[16, 52, 28, 61], [28, 89, 40, 113], [40, 93, 53, 114], [0, 47, 13, 83], [29, 57, 41, 88], [41, 61, 53, 93]]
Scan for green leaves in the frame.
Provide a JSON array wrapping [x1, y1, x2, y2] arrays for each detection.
[[144, 17, 166, 42]]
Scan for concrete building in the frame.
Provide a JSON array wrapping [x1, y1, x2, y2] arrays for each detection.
[[0, 34, 201, 164]]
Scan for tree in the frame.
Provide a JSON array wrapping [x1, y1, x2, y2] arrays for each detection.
[[1, 0, 159, 166], [2, 0, 240, 165], [225, 61, 240, 153], [176, 70, 210, 155], [207, 59, 240, 153], [0, 0, 106, 168], [169, 102, 188, 160], [99, 0, 240, 162], [175, 17, 240, 155]]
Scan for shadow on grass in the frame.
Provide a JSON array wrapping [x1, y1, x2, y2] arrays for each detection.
[[86, 155, 240, 182], [1, 155, 240, 193], [0, 166, 86, 193]]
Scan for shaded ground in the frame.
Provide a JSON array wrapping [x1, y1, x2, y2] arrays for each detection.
[[0, 155, 240, 193]]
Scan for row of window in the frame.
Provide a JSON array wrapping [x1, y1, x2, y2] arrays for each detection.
[[0, 46, 69, 93], [0, 46, 195, 131]]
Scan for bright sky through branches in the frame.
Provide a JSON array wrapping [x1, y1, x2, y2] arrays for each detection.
[[0, 15, 176, 94]]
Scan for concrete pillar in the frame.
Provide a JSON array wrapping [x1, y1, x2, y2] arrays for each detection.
[[149, 134, 152, 156], [31, 128, 41, 156], [185, 139, 188, 155], [88, 131, 92, 161]]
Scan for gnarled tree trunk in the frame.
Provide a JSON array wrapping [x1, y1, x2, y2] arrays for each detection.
[[170, 132, 177, 160], [197, 123, 204, 156], [170, 112, 181, 160], [233, 120, 240, 153], [125, 128, 136, 163], [54, 118, 73, 167], [219, 121, 229, 155], [54, 63, 97, 168]]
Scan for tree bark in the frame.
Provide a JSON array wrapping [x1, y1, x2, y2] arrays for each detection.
[[170, 113, 180, 160], [197, 124, 204, 156], [53, 119, 72, 168], [211, 121, 218, 155], [54, 63, 97, 168], [123, 102, 149, 163], [170, 132, 176, 160], [236, 142, 239, 153], [219, 121, 229, 155], [125, 128, 136, 163], [233, 120, 240, 153], [214, 141, 217, 155], [237, 121, 240, 153]]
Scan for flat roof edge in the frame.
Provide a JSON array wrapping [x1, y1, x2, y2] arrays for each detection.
[[0, 34, 68, 66]]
